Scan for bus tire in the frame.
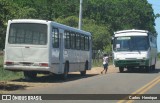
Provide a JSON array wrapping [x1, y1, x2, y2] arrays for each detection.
[[152, 59, 156, 71], [80, 61, 88, 76], [24, 71, 37, 80], [119, 67, 124, 73], [145, 66, 151, 73], [80, 71, 86, 76], [62, 62, 69, 80], [152, 65, 156, 71]]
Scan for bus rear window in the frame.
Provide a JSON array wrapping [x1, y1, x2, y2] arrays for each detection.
[[8, 23, 47, 45]]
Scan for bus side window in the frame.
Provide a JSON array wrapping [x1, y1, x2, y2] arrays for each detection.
[[76, 33, 81, 50], [81, 35, 85, 50], [150, 36, 156, 48], [52, 28, 59, 48], [64, 31, 70, 49], [153, 37, 157, 48], [70, 32, 76, 49], [85, 36, 89, 51]]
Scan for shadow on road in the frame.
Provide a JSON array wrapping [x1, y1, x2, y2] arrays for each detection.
[[0, 73, 98, 92], [0, 82, 29, 91], [12, 73, 98, 83], [118, 68, 160, 74]]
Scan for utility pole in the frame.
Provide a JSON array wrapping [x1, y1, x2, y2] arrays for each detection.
[[78, 0, 83, 30]]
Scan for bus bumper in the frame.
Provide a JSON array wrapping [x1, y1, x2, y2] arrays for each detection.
[[4, 65, 50, 72], [114, 59, 149, 67]]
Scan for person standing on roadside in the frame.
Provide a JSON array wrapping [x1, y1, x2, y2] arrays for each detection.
[[101, 54, 109, 74]]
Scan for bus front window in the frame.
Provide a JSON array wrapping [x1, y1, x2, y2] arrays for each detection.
[[114, 36, 149, 51], [8, 23, 47, 45]]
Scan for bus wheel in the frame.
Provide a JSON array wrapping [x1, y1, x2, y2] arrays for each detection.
[[62, 63, 69, 80], [119, 67, 124, 73], [80, 71, 86, 76], [80, 61, 88, 76], [24, 71, 37, 80], [152, 65, 156, 71], [145, 66, 151, 73]]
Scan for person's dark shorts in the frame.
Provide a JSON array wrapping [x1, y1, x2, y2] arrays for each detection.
[[103, 64, 108, 69]]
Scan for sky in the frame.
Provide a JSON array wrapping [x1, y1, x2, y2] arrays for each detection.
[[147, 0, 160, 52]]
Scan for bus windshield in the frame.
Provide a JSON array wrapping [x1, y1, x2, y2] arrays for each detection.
[[8, 23, 47, 45], [113, 36, 149, 51]]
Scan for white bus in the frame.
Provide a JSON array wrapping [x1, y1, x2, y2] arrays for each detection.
[[112, 29, 157, 72], [4, 19, 92, 79]]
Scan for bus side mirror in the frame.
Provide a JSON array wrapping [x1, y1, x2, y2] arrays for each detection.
[[111, 37, 114, 44]]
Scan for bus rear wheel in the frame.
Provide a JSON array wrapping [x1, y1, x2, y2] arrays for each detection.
[[119, 67, 124, 73], [80, 71, 86, 76], [80, 61, 88, 76], [24, 71, 37, 80], [145, 66, 151, 73], [61, 62, 69, 80], [152, 65, 156, 71]]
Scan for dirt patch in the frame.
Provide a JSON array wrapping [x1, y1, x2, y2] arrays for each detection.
[[0, 65, 119, 94], [87, 65, 119, 74]]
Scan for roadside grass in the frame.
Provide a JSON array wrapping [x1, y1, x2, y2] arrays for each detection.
[[92, 59, 102, 67], [0, 56, 23, 81]]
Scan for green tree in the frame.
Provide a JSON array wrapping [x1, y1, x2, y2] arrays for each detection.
[[0, 0, 157, 51], [83, 0, 156, 33], [55, 16, 79, 27], [0, 0, 18, 49], [55, 16, 111, 51]]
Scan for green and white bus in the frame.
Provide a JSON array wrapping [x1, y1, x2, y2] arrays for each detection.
[[4, 19, 92, 80], [112, 29, 157, 72]]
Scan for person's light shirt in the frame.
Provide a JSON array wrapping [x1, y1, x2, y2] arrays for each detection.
[[103, 56, 108, 64]]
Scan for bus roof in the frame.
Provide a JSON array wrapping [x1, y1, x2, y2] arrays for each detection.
[[113, 29, 152, 37], [114, 29, 149, 34], [8, 19, 91, 36], [50, 21, 91, 36]]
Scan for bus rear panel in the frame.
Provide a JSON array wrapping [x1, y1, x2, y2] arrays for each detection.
[[4, 20, 50, 72]]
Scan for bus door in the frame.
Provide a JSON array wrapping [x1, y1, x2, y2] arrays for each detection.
[[59, 29, 64, 73], [52, 28, 64, 73]]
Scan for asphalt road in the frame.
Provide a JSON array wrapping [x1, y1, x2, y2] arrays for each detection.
[[2, 61, 160, 103]]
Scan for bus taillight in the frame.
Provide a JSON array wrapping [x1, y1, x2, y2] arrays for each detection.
[[5, 61, 14, 65], [39, 63, 48, 67]]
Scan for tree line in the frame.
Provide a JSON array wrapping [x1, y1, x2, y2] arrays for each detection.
[[0, 0, 159, 53]]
